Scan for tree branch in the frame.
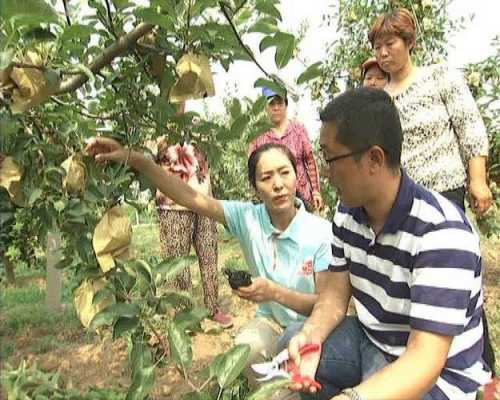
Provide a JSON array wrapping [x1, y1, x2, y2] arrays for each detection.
[[104, 0, 117, 38], [55, 22, 155, 95], [12, 62, 45, 70], [62, 0, 71, 26], [50, 97, 116, 120], [183, 0, 192, 52], [218, 1, 271, 78], [233, 0, 249, 15]]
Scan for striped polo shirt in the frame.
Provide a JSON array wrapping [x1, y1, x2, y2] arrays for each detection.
[[329, 172, 492, 400]]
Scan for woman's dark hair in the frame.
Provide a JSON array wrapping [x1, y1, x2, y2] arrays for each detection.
[[248, 143, 297, 189], [319, 87, 403, 170]]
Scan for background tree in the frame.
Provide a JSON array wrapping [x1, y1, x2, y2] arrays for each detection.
[[0, 0, 304, 398], [306, 0, 499, 234]]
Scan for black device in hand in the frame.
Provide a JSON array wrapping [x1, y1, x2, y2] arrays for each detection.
[[223, 268, 252, 290]]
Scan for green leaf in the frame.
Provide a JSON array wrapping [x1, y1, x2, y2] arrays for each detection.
[[229, 115, 249, 140], [134, 7, 173, 30], [113, 316, 139, 340], [229, 98, 242, 120], [155, 255, 196, 282], [254, 78, 286, 97], [158, 291, 193, 311], [44, 69, 60, 91], [0, 49, 14, 70], [174, 307, 209, 332], [297, 62, 323, 84], [1, 0, 59, 26], [215, 344, 250, 388], [251, 95, 268, 115], [53, 257, 72, 270], [168, 322, 193, 370], [61, 24, 97, 41], [66, 201, 92, 218], [112, 0, 133, 10], [127, 364, 155, 400], [92, 287, 114, 306], [247, 378, 290, 400], [248, 18, 279, 34], [126, 259, 152, 285], [255, 0, 282, 21], [259, 35, 277, 53], [89, 307, 116, 329], [28, 188, 43, 205], [90, 302, 139, 329], [274, 32, 295, 69], [182, 392, 212, 400]]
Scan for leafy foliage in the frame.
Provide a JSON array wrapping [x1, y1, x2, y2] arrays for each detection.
[[1, 360, 125, 399], [0, 0, 305, 397], [314, 1, 498, 234]]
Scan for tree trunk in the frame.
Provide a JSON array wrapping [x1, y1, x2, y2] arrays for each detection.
[[2, 253, 16, 285], [46, 231, 62, 312]]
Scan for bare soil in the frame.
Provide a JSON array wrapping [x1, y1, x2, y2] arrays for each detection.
[[2, 237, 499, 399]]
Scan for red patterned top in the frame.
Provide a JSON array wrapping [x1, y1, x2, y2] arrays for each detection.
[[155, 142, 211, 211], [249, 120, 321, 204]]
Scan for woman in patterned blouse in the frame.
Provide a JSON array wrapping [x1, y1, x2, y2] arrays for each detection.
[[249, 87, 324, 210], [368, 7, 496, 381], [368, 8, 492, 215]]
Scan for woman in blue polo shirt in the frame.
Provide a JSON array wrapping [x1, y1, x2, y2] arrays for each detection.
[[86, 138, 333, 386]]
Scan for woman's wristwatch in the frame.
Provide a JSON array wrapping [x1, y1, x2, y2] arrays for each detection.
[[341, 388, 365, 400]]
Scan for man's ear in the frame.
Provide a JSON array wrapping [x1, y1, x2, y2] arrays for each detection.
[[368, 146, 385, 171]]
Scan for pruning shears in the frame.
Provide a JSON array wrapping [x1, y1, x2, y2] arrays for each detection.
[[251, 343, 322, 390]]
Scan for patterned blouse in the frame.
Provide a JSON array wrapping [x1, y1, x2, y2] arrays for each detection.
[[392, 64, 489, 193], [155, 142, 212, 211], [249, 120, 321, 204]]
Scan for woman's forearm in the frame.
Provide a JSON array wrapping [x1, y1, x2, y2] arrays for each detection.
[[271, 283, 317, 316], [130, 151, 226, 224]]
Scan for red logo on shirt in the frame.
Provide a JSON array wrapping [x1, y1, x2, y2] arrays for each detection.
[[300, 260, 313, 276]]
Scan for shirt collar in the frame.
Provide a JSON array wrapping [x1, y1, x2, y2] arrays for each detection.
[[261, 198, 305, 243], [353, 170, 415, 234]]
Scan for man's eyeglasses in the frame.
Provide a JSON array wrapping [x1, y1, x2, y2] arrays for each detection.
[[323, 147, 371, 166]]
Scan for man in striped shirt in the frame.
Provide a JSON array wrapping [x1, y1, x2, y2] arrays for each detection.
[[282, 88, 492, 400]]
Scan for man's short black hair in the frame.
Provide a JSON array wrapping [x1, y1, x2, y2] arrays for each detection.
[[319, 87, 403, 169]]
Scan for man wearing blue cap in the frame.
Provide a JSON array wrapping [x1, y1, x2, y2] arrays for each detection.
[[249, 87, 324, 210]]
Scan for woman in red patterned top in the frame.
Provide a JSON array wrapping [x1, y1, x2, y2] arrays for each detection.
[[249, 88, 324, 210]]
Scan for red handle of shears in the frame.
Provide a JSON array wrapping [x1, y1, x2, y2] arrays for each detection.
[[287, 343, 322, 390], [298, 343, 320, 356]]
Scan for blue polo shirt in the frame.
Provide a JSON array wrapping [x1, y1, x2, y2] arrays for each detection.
[[222, 199, 333, 327], [329, 171, 491, 400]]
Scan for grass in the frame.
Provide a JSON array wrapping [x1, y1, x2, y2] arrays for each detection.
[[0, 279, 93, 361]]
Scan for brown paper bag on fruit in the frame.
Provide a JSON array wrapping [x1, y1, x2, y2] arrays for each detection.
[[61, 154, 87, 194], [0, 155, 24, 206], [10, 52, 54, 114], [169, 53, 215, 103], [0, 64, 14, 87], [74, 278, 115, 328], [92, 205, 132, 273]]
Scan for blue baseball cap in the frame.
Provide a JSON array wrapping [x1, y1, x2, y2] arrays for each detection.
[[262, 86, 279, 98]]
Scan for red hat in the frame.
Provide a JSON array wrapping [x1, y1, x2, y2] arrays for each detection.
[[361, 57, 383, 78]]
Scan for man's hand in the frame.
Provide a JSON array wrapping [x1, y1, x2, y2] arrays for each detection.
[[469, 179, 493, 216], [85, 137, 130, 164], [234, 277, 276, 303], [288, 329, 322, 394], [312, 192, 324, 210]]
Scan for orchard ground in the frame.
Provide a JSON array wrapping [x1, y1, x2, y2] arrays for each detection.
[[1, 220, 499, 399]]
